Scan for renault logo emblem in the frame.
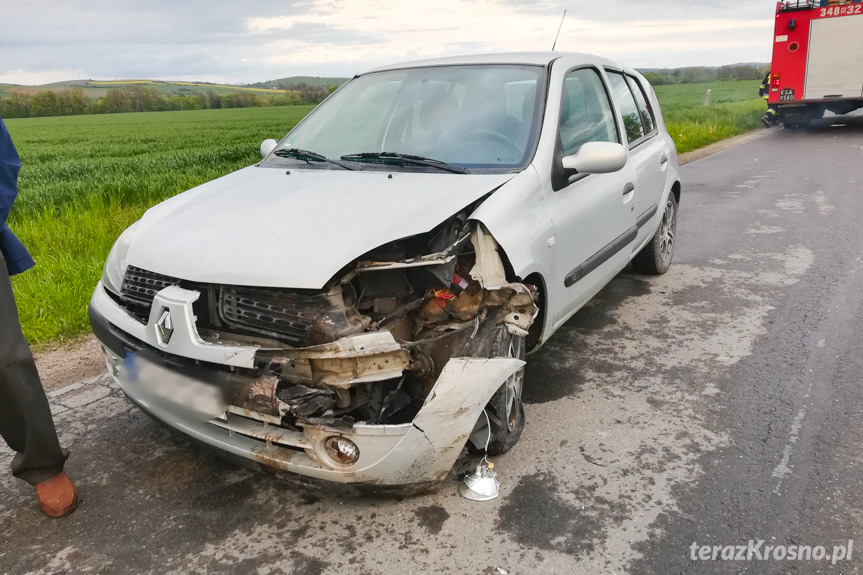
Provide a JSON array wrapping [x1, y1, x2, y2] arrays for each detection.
[[156, 309, 174, 344]]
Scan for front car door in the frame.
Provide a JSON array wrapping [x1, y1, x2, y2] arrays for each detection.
[[544, 66, 638, 327]]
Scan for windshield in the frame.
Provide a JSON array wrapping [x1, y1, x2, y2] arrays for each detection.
[[273, 64, 546, 172]]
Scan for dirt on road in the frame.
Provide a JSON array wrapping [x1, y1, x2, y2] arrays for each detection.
[[34, 334, 104, 393]]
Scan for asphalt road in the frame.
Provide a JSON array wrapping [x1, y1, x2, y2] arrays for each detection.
[[2, 118, 863, 575]]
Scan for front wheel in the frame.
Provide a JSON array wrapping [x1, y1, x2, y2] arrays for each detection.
[[632, 193, 677, 275], [468, 326, 526, 455]]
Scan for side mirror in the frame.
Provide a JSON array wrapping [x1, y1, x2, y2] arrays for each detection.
[[561, 142, 627, 174], [260, 139, 278, 158]]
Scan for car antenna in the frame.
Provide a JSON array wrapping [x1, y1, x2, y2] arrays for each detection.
[[552, 9, 567, 51]]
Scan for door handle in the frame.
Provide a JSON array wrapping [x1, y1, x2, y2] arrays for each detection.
[[623, 182, 635, 195], [660, 154, 669, 165]]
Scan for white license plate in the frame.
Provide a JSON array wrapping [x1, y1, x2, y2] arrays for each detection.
[[120, 352, 227, 422]]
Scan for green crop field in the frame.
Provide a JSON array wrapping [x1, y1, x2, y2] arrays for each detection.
[[656, 80, 764, 153], [4, 106, 313, 345], [4, 81, 765, 347]]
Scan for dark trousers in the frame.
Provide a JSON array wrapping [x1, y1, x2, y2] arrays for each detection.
[[0, 250, 67, 485]]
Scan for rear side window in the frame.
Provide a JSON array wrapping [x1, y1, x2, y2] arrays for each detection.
[[625, 75, 657, 135], [606, 71, 644, 146], [559, 68, 618, 156]]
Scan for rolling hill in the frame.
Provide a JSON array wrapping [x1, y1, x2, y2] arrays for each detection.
[[0, 77, 350, 100]]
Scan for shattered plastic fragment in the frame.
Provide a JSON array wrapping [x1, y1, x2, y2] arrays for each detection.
[[452, 273, 470, 291], [277, 385, 336, 418]]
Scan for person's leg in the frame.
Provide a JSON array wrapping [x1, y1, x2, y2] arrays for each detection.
[[0, 251, 69, 485], [762, 106, 778, 128]]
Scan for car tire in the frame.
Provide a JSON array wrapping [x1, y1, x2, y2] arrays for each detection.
[[632, 193, 677, 275], [468, 325, 526, 456]]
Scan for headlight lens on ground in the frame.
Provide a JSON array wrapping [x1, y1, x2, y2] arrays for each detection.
[[324, 436, 360, 465]]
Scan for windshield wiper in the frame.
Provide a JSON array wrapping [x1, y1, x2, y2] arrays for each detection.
[[339, 152, 469, 174], [273, 148, 355, 170]]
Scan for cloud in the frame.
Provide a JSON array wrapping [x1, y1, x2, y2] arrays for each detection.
[[1, 0, 774, 85], [0, 68, 89, 86], [245, 1, 772, 69]]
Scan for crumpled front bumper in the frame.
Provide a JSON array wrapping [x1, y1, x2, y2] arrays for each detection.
[[90, 281, 523, 486]]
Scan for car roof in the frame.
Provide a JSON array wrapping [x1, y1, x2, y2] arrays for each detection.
[[362, 51, 625, 75]]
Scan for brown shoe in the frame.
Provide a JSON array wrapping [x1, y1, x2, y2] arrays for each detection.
[[35, 471, 78, 518]]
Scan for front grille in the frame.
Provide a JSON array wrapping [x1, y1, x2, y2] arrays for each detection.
[[117, 266, 182, 321], [121, 266, 180, 307], [219, 286, 335, 346], [115, 267, 344, 346]]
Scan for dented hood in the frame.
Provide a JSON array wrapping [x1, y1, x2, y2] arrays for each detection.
[[126, 166, 513, 289]]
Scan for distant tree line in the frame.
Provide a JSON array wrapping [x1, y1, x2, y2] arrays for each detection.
[[639, 65, 767, 86], [266, 82, 337, 103], [0, 82, 340, 119]]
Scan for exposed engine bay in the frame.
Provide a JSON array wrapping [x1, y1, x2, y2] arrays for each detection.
[[220, 215, 539, 446], [106, 214, 539, 456]]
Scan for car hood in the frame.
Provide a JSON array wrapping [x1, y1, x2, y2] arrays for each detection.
[[126, 165, 514, 289]]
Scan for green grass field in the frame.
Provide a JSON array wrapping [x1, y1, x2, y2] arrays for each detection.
[[656, 80, 763, 153], [4, 81, 764, 347], [5, 106, 313, 345]]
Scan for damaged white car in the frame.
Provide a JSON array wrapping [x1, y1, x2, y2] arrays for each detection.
[[89, 52, 680, 488]]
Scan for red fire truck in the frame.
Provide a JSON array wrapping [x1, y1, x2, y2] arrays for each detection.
[[769, 0, 863, 127]]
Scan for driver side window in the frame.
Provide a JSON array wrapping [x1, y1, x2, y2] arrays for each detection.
[[559, 68, 618, 156]]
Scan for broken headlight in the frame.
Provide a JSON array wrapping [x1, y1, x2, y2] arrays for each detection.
[[101, 221, 140, 296]]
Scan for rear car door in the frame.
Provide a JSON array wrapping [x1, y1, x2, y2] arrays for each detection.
[[604, 69, 671, 248], [546, 67, 637, 326]]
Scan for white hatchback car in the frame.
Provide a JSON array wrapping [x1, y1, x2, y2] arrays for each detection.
[[90, 52, 680, 488]]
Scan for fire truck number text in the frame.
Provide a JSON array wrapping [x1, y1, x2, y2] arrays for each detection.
[[820, 5, 863, 17]]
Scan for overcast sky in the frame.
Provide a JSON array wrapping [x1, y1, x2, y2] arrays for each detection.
[[1, 0, 776, 86]]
